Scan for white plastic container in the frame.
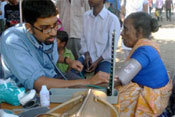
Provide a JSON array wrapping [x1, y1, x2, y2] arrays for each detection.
[[40, 85, 50, 107]]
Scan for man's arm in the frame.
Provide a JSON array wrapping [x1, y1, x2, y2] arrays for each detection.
[[143, 3, 148, 13], [143, 0, 148, 13], [55, 0, 61, 12], [34, 71, 109, 92], [84, 0, 90, 11], [79, 13, 88, 55], [34, 76, 89, 91], [120, 0, 126, 22]]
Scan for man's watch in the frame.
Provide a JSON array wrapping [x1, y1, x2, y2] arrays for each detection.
[[64, 57, 68, 64]]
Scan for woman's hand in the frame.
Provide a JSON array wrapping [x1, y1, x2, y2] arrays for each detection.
[[114, 75, 122, 87], [88, 71, 109, 85]]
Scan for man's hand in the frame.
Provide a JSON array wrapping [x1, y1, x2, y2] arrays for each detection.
[[88, 71, 109, 85], [86, 60, 98, 72], [86, 56, 103, 72], [84, 52, 92, 70]]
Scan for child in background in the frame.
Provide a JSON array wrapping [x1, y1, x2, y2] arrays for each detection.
[[56, 31, 75, 73]]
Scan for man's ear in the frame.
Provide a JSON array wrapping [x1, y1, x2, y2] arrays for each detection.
[[25, 23, 33, 34]]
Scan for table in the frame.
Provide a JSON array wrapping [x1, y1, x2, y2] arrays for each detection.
[[1, 102, 64, 113], [1, 101, 119, 116]]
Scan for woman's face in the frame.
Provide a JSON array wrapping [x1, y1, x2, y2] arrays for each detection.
[[121, 18, 139, 48]]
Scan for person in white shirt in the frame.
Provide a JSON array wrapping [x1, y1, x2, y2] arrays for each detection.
[[120, 0, 148, 58], [0, 0, 7, 34], [78, 0, 120, 76], [56, 0, 90, 59]]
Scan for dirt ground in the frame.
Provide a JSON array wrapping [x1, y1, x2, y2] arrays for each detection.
[[115, 11, 175, 78]]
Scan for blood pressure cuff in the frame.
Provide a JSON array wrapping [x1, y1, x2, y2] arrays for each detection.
[[116, 59, 141, 85]]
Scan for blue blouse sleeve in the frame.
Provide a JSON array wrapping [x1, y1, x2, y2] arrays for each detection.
[[131, 46, 159, 68]]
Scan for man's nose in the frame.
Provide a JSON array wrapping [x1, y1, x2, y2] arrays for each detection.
[[49, 28, 57, 36]]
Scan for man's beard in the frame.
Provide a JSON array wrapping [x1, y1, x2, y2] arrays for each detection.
[[44, 36, 55, 45]]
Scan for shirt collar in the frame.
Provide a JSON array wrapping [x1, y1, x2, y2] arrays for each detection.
[[89, 6, 107, 19]]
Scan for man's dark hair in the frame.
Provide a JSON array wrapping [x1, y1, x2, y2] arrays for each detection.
[[56, 31, 69, 45], [22, 0, 57, 25], [103, 0, 106, 3]]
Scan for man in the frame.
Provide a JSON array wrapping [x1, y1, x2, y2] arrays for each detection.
[[148, 0, 153, 15], [0, 0, 109, 91], [79, 0, 120, 75], [106, 0, 121, 17], [120, 0, 148, 21], [165, 0, 173, 21], [0, 0, 7, 78], [155, 0, 164, 21], [0, 0, 7, 34], [56, 0, 90, 59], [4, 0, 20, 28]]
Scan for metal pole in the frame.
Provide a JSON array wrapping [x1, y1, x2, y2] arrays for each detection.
[[19, 0, 23, 23]]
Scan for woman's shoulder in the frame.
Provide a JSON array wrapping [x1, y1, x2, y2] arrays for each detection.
[[137, 45, 158, 51], [131, 46, 161, 68], [132, 46, 160, 62]]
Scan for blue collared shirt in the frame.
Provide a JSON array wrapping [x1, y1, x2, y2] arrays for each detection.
[[79, 6, 120, 62], [0, 24, 58, 89]]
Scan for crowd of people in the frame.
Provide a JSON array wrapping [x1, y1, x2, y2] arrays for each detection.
[[0, 0, 174, 116], [149, 0, 174, 21]]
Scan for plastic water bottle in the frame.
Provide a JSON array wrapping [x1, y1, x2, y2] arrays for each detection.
[[40, 85, 50, 107]]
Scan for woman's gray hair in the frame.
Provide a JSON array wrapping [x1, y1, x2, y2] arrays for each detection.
[[127, 12, 159, 38]]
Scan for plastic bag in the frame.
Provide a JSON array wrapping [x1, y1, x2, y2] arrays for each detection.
[[0, 78, 25, 106]]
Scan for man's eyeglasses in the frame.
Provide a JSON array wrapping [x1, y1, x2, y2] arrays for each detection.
[[32, 22, 58, 34]]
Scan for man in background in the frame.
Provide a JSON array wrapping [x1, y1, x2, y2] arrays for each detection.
[[4, 0, 20, 28], [56, 0, 90, 59], [0, 0, 7, 34], [165, 0, 173, 21], [79, 0, 120, 76]]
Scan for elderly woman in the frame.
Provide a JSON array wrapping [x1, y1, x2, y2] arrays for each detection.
[[115, 12, 172, 116]]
